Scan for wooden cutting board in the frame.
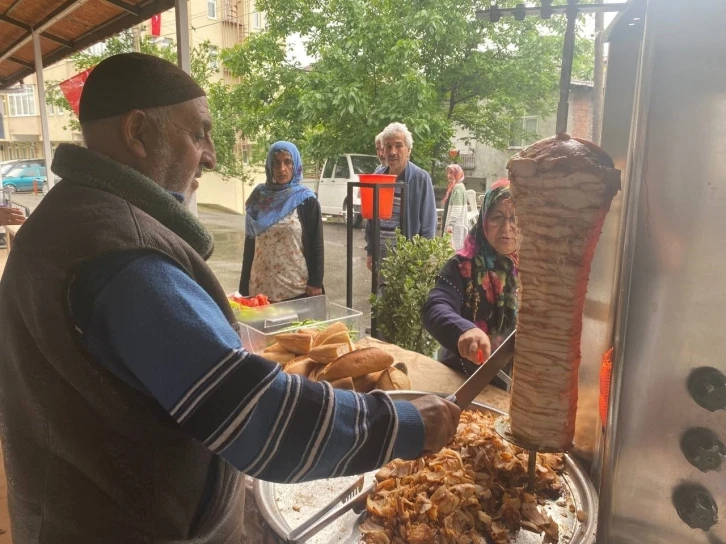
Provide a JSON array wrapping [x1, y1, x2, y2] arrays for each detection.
[[356, 337, 510, 413]]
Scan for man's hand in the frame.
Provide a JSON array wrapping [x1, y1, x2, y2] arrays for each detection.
[[410, 395, 461, 455], [366, 255, 373, 271], [305, 285, 323, 296], [457, 327, 491, 364], [0, 207, 26, 226]]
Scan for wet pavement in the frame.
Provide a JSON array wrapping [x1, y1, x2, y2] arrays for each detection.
[[12, 194, 373, 323], [202, 206, 373, 323]]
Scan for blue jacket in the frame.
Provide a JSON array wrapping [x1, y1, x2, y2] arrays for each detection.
[[365, 161, 437, 253]]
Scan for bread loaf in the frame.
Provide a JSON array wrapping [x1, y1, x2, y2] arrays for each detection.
[[263, 343, 287, 354], [507, 133, 620, 451], [309, 343, 352, 365], [317, 348, 394, 382], [330, 376, 355, 390], [276, 333, 313, 355], [283, 358, 318, 377], [312, 322, 348, 347], [298, 328, 319, 339], [320, 330, 354, 351], [262, 351, 296, 364], [308, 366, 323, 381], [353, 370, 385, 393], [375, 367, 411, 391]]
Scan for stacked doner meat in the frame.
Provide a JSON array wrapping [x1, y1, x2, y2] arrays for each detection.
[[362, 410, 565, 544], [507, 133, 621, 451]]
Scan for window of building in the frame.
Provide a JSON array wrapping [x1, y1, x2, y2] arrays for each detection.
[[509, 116, 538, 149], [8, 85, 36, 117], [252, 11, 261, 29], [208, 0, 217, 19], [47, 101, 55, 115]]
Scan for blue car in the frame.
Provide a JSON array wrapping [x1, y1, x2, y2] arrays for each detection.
[[0, 159, 49, 194]]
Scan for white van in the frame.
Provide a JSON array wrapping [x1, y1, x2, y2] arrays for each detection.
[[316, 154, 380, 227]]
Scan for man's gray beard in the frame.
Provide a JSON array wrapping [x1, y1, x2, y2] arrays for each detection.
[[149, 140, 188, 198]]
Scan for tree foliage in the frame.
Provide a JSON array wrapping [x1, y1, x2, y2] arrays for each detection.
[[45, 30, 243, 177], [221, 0, 595, 174]]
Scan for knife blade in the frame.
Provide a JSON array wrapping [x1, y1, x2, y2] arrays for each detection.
[[449, 330, 516, 408]]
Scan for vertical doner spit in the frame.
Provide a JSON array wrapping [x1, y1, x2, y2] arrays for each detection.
[[496, 133, 621, 486]]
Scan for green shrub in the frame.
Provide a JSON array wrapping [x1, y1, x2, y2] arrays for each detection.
[[371, 231, 455, 357]]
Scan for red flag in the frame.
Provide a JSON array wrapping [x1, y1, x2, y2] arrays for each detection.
[[59, 67, 94, 116], [151, 14, 161, 36]]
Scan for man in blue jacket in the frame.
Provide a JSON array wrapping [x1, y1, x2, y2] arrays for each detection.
[[366, 122, 438, 271]]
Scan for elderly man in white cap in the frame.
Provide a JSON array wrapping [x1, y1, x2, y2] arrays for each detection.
[[0, 53, 459, 543]]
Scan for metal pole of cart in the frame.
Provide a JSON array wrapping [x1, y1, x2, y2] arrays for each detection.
[[555, 0, 579, 134], [345, 181, 407, 339], [346, 183, 354, 309]]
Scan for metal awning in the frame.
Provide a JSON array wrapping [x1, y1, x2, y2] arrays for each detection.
[[0, 0, 175, 90]]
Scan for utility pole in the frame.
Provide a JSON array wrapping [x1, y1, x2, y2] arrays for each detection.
[[592, 12, 604, 144], [132, 25, 141, 52]]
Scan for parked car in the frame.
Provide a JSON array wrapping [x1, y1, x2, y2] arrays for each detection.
[[314, 154, 381, 227], [0, 159, 51, 194]]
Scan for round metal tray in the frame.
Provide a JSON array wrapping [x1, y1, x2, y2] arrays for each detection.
[[254, 391, 598, 544]]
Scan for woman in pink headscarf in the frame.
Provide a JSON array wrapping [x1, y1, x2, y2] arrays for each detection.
[[441, 164, 468, 250]]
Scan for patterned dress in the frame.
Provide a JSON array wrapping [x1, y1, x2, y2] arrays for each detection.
[[249, 211, 309, 302]]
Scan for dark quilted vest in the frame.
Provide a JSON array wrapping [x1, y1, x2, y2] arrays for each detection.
[[0, 144, 245, 543]]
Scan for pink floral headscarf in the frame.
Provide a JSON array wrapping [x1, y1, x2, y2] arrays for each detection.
[[454, 179, 519, 348], [443, 164, 465, 204]]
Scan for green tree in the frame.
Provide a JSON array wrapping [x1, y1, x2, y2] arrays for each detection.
[[221, 0, 594, 177], [45, 30, 243, 177]]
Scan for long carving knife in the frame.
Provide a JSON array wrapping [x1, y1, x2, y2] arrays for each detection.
[[447, 330, 516, 408]]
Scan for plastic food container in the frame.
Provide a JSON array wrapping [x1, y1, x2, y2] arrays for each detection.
[[359, 174, 396, 220], [236, 295, 364, 353]]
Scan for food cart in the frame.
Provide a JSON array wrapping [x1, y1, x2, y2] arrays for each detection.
[[244, 1, 726, 543]]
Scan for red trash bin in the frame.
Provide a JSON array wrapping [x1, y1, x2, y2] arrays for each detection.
[[359, 174, 397, 220]]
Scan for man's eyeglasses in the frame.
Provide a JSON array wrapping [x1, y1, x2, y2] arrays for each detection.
[[486, 213, 517, 227]]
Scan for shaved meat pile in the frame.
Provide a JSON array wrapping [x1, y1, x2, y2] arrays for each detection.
[[361, 410, 566, 544]]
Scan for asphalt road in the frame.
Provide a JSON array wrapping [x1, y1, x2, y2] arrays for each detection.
[[13, 193, 374, 324]]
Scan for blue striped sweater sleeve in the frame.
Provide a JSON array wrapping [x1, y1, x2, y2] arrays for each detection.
[[70, 251, 424, 482]]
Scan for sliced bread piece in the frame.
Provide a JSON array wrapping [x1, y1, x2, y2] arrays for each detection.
[[317, 347, 394, 382], [275, 333, 313, 355], [309, 342, 352, 365], [311, 322, 349, 348]]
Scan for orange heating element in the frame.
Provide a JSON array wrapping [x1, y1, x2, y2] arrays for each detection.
[[599, 348, 613, 427]]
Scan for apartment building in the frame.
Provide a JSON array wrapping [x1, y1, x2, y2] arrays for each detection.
[[0, 0, 265, 212]]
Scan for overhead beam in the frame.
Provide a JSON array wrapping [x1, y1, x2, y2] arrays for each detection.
[[5, 0, 23, 16], [475, 2, 628, 21], [99, 0, 142, 16], [0, 0, 90, 65], [8, 56, 33, 69], [0, 0, 176, 90], [0, 14, 73, 48]]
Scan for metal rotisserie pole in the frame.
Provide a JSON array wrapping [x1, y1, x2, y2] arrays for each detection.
[[556, 0, 579, 134]]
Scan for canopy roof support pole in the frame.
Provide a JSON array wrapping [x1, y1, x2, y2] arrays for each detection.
[[33, 30, 53, 189], [174, 0, 197, 215]]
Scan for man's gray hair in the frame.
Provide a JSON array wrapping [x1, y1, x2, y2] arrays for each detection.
[[374, 131, 385, 147], [380, 122, 413, 150], [144, 106, 172, 133]]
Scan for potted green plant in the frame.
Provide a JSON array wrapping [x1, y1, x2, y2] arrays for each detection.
[[371, 231, 454, 357]]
